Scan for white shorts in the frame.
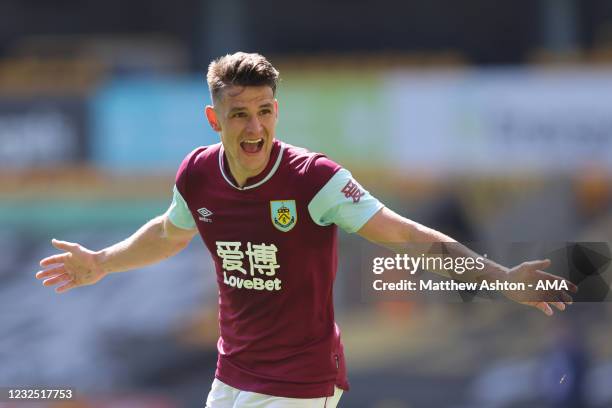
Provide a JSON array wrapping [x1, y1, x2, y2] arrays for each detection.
[[205, 378, 344, 408]]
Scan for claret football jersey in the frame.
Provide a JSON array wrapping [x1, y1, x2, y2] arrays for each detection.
[[167, 139, 382, 398]]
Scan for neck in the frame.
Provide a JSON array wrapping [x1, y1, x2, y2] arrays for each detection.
[[227, 159, 269, 188], [233, 170, 250, 187]]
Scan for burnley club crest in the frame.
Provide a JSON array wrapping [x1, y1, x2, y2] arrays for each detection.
[[270, 200, 297, 232]]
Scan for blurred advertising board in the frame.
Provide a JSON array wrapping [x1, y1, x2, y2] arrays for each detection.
[[0, 97, 87, 168], [276, 71, 391, 168], [274, 68, 612, 175], [90, 73, 392, 172], [383, 68, 612, 175], [91, 77, 217, 171], [89, 69, 612, 175]]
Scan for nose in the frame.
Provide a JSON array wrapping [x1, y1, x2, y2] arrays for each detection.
[[246, 115, 263, 134]]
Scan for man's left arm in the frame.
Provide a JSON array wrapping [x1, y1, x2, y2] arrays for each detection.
[[307, 161, 576, 316], [358, 206, 577, 316]]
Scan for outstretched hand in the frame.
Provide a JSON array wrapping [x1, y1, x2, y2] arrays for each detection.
[[501, 259, 577, 316], [36, 239, 106, 293]]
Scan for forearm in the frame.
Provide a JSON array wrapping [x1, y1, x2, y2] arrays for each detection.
[[359, 208, 574, 315], [96, 215, 191, 274], [359, 208, 507, 283], [405, 221, 508, 283]]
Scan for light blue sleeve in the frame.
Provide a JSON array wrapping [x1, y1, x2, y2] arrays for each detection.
[[308, 168, 383, 233], [166, 185, 197, 230]]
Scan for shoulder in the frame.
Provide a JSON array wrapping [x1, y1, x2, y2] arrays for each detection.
[[281, 142, 342, 186], [175, 143, 221, 193], [179, 143, 221, 170]]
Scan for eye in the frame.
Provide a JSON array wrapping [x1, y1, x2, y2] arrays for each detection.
[[232, 112, 247, 118], [259, 108, 272, 116]]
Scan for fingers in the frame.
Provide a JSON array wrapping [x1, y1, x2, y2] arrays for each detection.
[[36, 266, 77, 294], [51, 239, 79, 252], [39, 239, 79, 267], [532, 297, 571, 315], [37, 239, 81, 294], [56, 281, 77, 294], [36, 265, 66, 280], [551, 301, 566, 311], [559, 291, 573, 304], [548, 277, 576, 304], [42, 273, 72, 287], [533, 301, 554, 316], [40, 253, 70, 267], [525, 259, 551, 270], [565, 279, 579, 294], [542, 289, 574, 310]]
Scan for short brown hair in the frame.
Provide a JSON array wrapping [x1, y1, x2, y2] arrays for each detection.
[[206, 52, 279, 103]]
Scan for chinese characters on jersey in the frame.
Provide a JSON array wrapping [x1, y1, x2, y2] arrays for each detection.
[[216, 241, 282, 291]]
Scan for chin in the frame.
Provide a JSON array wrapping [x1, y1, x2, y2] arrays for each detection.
[[241, 158, 266, 172]]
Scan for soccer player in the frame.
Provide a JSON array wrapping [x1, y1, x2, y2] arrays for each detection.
[[36, 52, 576, 407]]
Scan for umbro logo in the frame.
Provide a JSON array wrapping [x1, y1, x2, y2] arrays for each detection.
[[197, 207, 213, 222]]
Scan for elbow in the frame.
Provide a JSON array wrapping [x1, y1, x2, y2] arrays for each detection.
[[160, 216, 195, 252]]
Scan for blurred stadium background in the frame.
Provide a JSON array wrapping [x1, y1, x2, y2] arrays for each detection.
[[1, 1, 612, 407]]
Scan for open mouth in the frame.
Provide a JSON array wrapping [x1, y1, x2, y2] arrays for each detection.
[[240, 138, 264, 154]]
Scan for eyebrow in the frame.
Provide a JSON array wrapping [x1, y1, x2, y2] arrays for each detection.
[[228, 102, 274, 114]]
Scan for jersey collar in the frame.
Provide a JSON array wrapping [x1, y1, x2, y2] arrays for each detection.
[[219, 139, 284, 191]]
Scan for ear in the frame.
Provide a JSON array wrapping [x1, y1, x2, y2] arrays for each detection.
[[205, 105, 222, 132], [273, 99, 279, 120]]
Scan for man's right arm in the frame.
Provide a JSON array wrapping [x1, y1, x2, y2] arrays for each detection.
[[96, 213, 197, 274], [36, 213, 197, 293]]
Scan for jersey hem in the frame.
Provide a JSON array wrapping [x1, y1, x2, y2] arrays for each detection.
[[214, 372, 347, 399]]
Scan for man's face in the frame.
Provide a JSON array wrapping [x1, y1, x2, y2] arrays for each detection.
[[206, 86, 278, 185]]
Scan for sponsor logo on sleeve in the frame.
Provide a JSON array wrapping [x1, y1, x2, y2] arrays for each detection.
[[341, 180, 365, 203]]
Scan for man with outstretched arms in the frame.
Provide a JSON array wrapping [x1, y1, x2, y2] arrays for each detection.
[[36, 52, 576, 408]]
